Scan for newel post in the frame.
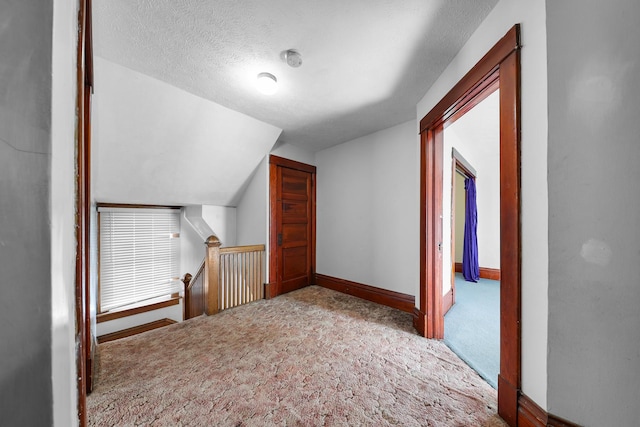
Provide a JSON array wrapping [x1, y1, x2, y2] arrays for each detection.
[[204, 235, 221, 315]]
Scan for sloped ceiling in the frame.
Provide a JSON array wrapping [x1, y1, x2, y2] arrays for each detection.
[[93, 0, 498, 152], [93, 57, 282, 206]]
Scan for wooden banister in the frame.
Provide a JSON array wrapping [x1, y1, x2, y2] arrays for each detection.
[[182, 259, 205, 320], [184, 236, 265, 318], [204, 235, 221, 315], [219, 244, 265, 310], [220, 244, 265, 254]]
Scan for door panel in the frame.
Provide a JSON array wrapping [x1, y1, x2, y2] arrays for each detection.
[[282, 171, 308, 198], [283, 201, 307, 221], [283, 223, 308, 247], [283, 246, 308, 280], [269, 156, 316, 298], [279, 167, 311, 293]]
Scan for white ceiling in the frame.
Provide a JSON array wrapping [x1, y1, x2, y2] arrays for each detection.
[[93, 0, 498, 152]]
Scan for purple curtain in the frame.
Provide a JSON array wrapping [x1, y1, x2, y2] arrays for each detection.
[[463, 177, 480, 282]]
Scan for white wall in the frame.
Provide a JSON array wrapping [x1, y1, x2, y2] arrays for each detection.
[[271, 141, 317, 166], [546, 1, 640, 425], [0, 1, 55, 425], [416, 0, 548, 409], [92, 57, 281, 207], [181, 212, 205, 279], [202, 205, 236, 246], [236, 158, 268, 247], [442, 90, 500, 294], [316, 120, 420, 297], [51, 1, 79, 425]]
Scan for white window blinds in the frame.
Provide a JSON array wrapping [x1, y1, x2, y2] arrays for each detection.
[[99, 206, 181, 312]]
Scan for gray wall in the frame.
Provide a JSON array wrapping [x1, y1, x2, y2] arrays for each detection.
[[315, 120, 420, 297], [547, 1, 640, 425], [0, 1, 53, 425]]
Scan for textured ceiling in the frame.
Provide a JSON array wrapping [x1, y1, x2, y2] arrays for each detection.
[[93, 0, 498, 152]]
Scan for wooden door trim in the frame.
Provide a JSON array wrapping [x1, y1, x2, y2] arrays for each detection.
[[75, 0, 93, 425], [416, 25, 521, 425], [448, 151, 479, 314], [268, 155, 316, 299]]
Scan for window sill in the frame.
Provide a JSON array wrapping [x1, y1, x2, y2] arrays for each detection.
[[97, 294, 181, 323]]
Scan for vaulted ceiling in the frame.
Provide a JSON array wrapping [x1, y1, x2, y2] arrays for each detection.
[[93, 0, 498, 153]]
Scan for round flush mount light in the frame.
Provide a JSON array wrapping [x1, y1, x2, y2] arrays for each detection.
[[256, 72, 277, 95]]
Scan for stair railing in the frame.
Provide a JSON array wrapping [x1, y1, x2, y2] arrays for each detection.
[[183, 235, 265, 319]]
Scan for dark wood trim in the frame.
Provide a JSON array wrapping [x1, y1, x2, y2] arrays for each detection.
[[445, 73, 500, 130], [268, 155, 316, 299], [269, 154, 317, 173], [517, 393, 547, 427], [417, 126, 445, 339], [480, 267, 501, 281], [268, 162, 278, 297], [498, 374, 519, 427], [498, 34, 522, 426], [415, 127, 428, 337], [311, 168, 317, 280], [419, 24, 521, 426], [454, 263, 501, 281], [96, 203, 181, 210], [315, 274, 415, 313], [443, 287, 454, 315], [449, 159, 457, 314], [97, 318, 177, 344], [264, 282, 274, 300], [517, 394, 582, 427], [75, 0, 93, 421], [84, 0, 93, 89], [97, 296, 180, 323], [547, 414, 582, 427], [82, 79, 95, 393], [419, 26, 516, 131]]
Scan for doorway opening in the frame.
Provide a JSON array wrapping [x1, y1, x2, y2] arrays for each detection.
[[415, 25, 521, 425], [443, 91, 501, 389]]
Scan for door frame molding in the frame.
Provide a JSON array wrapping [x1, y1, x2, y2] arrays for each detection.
[[75, 0, 93, 425], [415, 25, 521, 425], [447, 150, 479, 314], [267, 155, 316, 299]]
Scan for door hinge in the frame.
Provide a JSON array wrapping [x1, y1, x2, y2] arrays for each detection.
[[277, 233, 283, 246]]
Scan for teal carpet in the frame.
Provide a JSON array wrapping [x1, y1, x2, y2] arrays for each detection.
[[444, 273, 500, 388]]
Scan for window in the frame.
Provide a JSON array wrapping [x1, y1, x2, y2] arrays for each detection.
[[98, 205, 181, 313]]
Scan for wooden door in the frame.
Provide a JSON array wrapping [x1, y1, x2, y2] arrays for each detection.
[[269, 156, 316, 298]]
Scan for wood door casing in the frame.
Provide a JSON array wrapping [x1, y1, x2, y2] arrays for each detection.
[[269, 156, 316, 298], [76, 0, 93, 425], [418, 25, 521, 425]]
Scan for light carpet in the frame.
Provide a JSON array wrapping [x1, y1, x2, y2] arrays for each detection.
[[88, 286, 506, 426], [444, 273, 500, 389]]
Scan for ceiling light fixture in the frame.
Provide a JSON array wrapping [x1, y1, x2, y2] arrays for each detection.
[[256, 72, 277, 95]]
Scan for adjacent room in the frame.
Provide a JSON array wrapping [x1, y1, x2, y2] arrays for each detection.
[[442, 90, 501, 389]]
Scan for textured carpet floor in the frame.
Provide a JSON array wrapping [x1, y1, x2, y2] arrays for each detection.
[[444, 274, 500, 389], [88, 286, 506, 426]]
